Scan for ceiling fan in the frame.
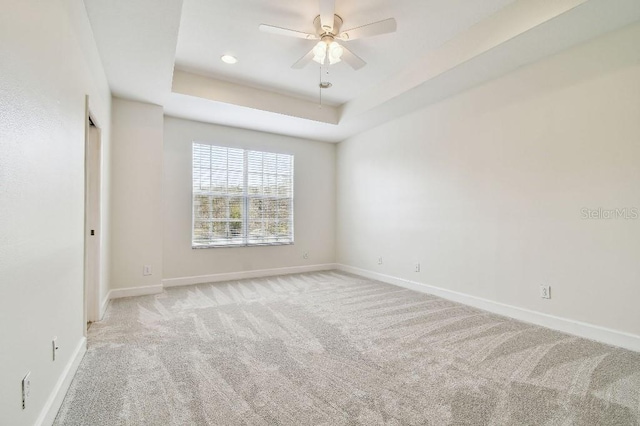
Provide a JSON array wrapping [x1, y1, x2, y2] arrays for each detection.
[[259, 0, 397, 71]]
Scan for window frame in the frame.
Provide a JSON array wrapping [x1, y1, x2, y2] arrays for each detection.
[[191, 143, 295, 249]]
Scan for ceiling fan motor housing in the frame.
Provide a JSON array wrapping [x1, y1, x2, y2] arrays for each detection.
[[313, 14, 343, 37]]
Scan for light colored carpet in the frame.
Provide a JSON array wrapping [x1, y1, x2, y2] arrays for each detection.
[[55, 271, 640, 425]]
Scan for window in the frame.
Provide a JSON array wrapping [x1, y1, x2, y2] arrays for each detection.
[[192, 143, 294, 247]]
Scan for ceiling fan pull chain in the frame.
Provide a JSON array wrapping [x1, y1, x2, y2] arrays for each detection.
[[319, 64, 323, 107]]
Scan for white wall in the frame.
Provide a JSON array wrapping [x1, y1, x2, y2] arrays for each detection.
[[0, 0, 111, 425], [110, 98, 164, 292], [337, 23, 640, 337], [163, 117, 336, 281]]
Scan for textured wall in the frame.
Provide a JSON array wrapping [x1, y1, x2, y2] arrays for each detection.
[[0, 0, 111, 424]]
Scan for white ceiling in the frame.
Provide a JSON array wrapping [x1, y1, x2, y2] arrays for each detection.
[[84, 0, 183, 106], [84, 0, 640, 142], [174, 0, 516, 105]]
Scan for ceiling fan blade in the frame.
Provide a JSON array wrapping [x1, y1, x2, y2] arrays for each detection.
[[259, 24, 318, 40], [339, 18, 397, 41], [340, 45, 366, 70], [292, 49, 315, 69], [319, 0, 336, 32]]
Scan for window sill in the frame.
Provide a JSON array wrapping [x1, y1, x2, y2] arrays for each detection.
[[192, 242, 294, 249]]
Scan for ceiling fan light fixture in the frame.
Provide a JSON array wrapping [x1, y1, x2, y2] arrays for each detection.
[[312, 41, 327, 64], [220, 55, 238, 64], [328, 41, 343, 65]]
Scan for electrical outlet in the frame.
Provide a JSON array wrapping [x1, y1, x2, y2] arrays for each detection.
[[52, 337, 59, 361], [540, 285, 551, 299], [303, 252, 309, 259], [143, 265, 152, 276], [22, 372, 31, 409], [415, 263, 420, 272], [378, 257, 383, 265]]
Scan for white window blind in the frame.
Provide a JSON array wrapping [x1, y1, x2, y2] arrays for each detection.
[[192, 143, 294, 248]]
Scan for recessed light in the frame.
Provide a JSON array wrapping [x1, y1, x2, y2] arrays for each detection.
[[319, 81, 332, 89], [220, 55, 238, 64]]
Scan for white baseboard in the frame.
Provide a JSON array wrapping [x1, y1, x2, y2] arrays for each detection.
[[163, 263, 338, 288], [36, 337, 87, 426], [108, 284, 163, 300], [337, 264, 640, 353]]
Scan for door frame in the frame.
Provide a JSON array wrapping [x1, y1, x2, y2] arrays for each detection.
[[84, 97, 102, 334]]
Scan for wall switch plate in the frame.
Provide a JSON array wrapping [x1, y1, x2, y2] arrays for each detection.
[[378, 257, 383, 265], [52, 337, 59, 361], [415, 263, 421, 272], [303, 252, 309, 259], [540, 285, 551, 299], [143, 265, 152, 276], [22, 372, 31, 409]]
